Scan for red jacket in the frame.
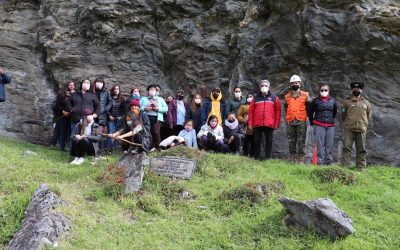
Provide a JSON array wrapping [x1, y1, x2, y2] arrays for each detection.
[[248, 92, 281, 129]]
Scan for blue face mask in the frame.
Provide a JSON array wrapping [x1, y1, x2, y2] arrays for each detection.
[[127, 120, 133, 126]]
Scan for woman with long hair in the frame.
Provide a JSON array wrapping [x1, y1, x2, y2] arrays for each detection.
[[70, 109, 101, 165], [190, 94, 203, 133], [237, 93, 254, 157], [106, 84, 125, 152]]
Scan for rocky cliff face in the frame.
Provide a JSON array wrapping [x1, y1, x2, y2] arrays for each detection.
[[0, 0, 399, 166]]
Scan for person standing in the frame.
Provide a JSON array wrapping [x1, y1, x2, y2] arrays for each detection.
[[201, 87, 226, 126], [284, 75, 311, 163], [67, 79, 100, 138], [140, 84, 168, 150], [52, 82, 76, 151], [248, 80, 281, 160], [237, 93, 254, 157], [226, 86, 246, 115], [106, 84, 125, 152], [341, 82, 372, 170], [308, 84, 338, 165], [0, 67, 11, 102], [190, 94, 203, 133], [167, 89, 191, 135]]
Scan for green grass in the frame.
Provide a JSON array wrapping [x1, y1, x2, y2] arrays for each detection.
[[0, 136, 399, 249]]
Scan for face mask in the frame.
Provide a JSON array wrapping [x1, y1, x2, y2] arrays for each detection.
[[185, 125, 192, 131], [228, 119, 235, 123], [114, 89, 120, 95], [234, 92, 241, 99], [247, 97, 253, 103], [212, 92, 219, 99], [352, 90, 361, 97], [86, 115, 94, 123], [127, 120, 133, 126], [320, 91, 329, 97], [291, 85, 300, 91], [177, 95, 184, 100], [195, 99, 201, 104], [210, 121, 217, 128], [95, 82, 103, 90], [148, 90, 156, 97], [261, 86, 269, 94], [133, 92, 140, 97], [156, 91, 160, 96]]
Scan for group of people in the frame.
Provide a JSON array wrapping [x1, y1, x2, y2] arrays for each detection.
[[48, 74, 371, 169]]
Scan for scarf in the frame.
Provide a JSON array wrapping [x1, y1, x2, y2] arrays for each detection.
[[208, 91, 223, 125], [224, 119, 239, 130]]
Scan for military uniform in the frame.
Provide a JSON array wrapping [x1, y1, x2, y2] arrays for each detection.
[[341, 96, 372, 169]]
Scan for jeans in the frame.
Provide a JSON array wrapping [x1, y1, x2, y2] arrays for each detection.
[[106, 120, 120, 150], [58, 117, 71, 151]]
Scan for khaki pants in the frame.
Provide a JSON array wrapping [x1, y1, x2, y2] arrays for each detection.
[[341, 129, 367, 168]]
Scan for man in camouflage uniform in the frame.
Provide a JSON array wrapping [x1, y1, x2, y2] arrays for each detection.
[[341, 82, 372, 169], [284, 75, 311, 163]]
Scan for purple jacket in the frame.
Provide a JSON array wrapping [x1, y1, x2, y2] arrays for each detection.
[[167, 99, 191, 127]]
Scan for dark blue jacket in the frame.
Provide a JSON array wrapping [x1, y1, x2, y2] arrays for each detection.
[[201, 97, 227, 125], [308, 96, 338, 126], [0, 73, 11, 102]]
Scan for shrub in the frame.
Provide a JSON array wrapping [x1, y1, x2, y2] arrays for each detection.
[[312, 166, 356, 185]]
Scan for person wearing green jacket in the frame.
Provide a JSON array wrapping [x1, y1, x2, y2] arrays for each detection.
[[341, 82, 372, 169]]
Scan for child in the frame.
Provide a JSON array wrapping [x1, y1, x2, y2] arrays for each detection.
[[178, 120, 198, 149], [197, 115, 226, 152]]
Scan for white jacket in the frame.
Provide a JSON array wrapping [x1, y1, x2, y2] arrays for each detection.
[[197, 124, 224, 140]]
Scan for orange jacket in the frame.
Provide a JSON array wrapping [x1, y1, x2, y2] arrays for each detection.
[[285, 91, 309, 123]]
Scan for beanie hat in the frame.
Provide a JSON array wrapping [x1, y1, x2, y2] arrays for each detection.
[[130, 99, 140, 108], [83, 108, 93, 115]]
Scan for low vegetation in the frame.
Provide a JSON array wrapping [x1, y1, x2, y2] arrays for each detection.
[[0, 136, 399, 249]]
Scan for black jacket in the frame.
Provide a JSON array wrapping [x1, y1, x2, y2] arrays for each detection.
[[308, 96, 338, 126], [67, 91, 100, 123], [95, 89, 112, 126], [0, 73, 11, 102]]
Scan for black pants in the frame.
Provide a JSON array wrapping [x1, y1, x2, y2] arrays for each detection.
[[70, 138, 95, 157], [243, 134, 254, 157], [253, 127, 274, 160], [226, 134, 244, 153], [148, 116, 161, 149]]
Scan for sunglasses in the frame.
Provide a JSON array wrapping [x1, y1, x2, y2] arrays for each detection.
[[320, 89, 329, 92]]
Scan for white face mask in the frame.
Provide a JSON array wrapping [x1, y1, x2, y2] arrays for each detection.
[[320, 91, 329, 97], [148, 90, 156, 97], [247, 97, 253, 103], [195, 98, 201, 104], [86, 115, 94, 123], [261, 86, 269, 94], [234, 92, 241, 99], [133, 91, 140, 96]]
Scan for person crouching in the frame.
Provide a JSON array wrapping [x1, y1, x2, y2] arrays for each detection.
[[197, 115, 226, 152], [70, 109, 101, 165]]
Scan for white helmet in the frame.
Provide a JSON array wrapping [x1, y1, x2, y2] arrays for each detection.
[[290, 75, 301, 83]]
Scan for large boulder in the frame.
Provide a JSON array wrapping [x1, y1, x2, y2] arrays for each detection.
[[116, 152, 148, 194], [278, 197, 355, 240], [6, 184, 70, 250], [0, 0, 399, 165]]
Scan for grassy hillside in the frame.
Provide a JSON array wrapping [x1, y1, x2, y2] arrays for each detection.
[[0, 136, 399, 249]]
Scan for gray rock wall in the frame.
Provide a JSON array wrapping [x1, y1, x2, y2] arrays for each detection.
[[0, 0, 399, 165]]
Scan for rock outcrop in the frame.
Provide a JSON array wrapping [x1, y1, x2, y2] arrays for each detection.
[[116, 152, 148, 194], [0, 0, 399, 165], [6, 184, 70, 250]]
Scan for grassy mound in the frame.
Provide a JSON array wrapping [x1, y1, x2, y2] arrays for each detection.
[[311, 166, 356, 185], [1, 136, 400, 249]]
